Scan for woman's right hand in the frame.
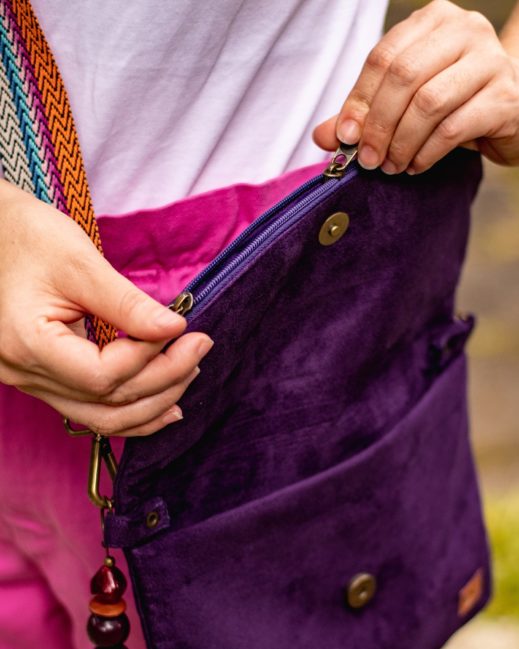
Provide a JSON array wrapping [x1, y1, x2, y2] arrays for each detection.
[[0, 180, 213, 437]]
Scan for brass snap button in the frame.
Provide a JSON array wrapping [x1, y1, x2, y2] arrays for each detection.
[[145, 511, 160, 529], [346, 573, 377, 609], [319, 212, 350, 246]]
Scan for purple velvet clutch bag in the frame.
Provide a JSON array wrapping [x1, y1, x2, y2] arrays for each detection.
[[105, 148, 490, 649]]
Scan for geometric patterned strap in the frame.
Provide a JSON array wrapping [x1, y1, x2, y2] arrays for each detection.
[[0, 0, 116, 347]]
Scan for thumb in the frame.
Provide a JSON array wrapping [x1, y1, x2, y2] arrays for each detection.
[[64, 246, 187, 342], [312, 114, 341, 151]]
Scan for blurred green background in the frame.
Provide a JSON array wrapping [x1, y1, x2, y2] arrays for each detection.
[[384, 2, 519, 646]]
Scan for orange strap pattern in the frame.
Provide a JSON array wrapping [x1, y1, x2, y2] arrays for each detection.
[[0, 0, 116, 347]]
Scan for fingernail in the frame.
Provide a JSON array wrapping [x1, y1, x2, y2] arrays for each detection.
[[337, 119, 361, 144], [406, 166, 416, 176], [358, 145, 379, 170], [381, 159, 397, 175], [197, 337, 214, 358], [189, 366, 201, 381], [163, 404, 183, 424], [155, 308, 182, 327]]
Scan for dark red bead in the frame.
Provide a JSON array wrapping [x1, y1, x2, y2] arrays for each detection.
[[87, 613, 130, 647], [90, 564, 127, 603]]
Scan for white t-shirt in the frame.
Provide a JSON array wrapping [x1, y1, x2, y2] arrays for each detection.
[[32, 0, 388, 215]]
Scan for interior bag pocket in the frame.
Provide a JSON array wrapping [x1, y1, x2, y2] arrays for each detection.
[[125, 353, 490, 649]]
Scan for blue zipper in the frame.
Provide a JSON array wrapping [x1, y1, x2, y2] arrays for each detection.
[[172, 156, 359, 317]]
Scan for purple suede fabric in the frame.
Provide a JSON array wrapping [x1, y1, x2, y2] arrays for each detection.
[[103, 149, 490, 649]]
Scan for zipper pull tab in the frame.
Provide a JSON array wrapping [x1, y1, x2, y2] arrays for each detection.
[[170, 291, 194, 316], [323, 144, 358, 179]]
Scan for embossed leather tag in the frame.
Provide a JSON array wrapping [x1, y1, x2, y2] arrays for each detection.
[[458, 568, 484, 617]]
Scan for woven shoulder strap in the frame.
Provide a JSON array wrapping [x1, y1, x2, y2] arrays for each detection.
[[0, 0, 116, 347]]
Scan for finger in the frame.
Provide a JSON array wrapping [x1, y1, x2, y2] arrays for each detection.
[[108, 406, 185, 438], [312, 114, 340, 151], [105, 332, 211, 404], [18, 331, 209, 403], [357, 28, 466, 171], [335, 4, 445, 145], [382, 53, 496, 173], [27, 367, 201, 438], [28, 319, 212, 399], [57, 241, 186, 342], [407, 86, 503, 174]]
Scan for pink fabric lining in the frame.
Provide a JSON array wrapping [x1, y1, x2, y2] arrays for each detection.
[[98, 161, 324, 303]]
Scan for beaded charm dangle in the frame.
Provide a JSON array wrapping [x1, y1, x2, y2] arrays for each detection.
[[85, 463, 131, 649], [87, 554, 130, 648]]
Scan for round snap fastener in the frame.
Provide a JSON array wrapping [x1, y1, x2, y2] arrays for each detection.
[[319, 212, 350, 246], [145, 511, 160, 529], [346, 573, 377, 609]]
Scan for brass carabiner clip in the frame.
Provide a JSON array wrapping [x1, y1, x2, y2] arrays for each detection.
[[88, 434, 118, 509], [64, 418, 118, 508]]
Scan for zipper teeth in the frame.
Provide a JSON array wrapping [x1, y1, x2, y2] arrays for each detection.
[[185, 165, 358, 313], [185, 175, 322, 293]]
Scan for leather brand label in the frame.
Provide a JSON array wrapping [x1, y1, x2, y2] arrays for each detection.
[[458, 568, 484, 617]]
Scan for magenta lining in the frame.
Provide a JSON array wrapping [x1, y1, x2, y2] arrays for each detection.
[[97, 162, 325, 303]]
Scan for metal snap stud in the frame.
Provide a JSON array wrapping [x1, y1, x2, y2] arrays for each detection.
[[346, 573, 377, 609], [145, 511, 160, 529], [319, 212, 350, 246]]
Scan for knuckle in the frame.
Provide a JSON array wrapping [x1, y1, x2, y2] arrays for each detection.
[[102, 387, 138, 406], [87, 370, 119, 397], [0, 342, 20, 367], [348, 88, 372, 113], [387, 141, 410, 166], [436, 117, 459, 142], [118, 287, 148, 319], [502, 72, 519, 101], [70, 251, 103, 286], [366, 45, 395, 74], [430, 0, 458, 15], [0, 329, 29, 367], [89, 414, 118, 437], [501, 56, 517, 84], [412, 0, 454, 21], [388, 56, 420, 87], [414, 85, 445, 118], [0, 366, 20, 387], [467, 10, 493, 33], [365, 116, 392, 136], [432, 0, 455, 10], [411, 153, 428, 173], [12, 373, 37, 390]]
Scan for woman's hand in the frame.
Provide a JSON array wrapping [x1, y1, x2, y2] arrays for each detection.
[[0, 180, 213, 437], [313, 0, 519, 174]]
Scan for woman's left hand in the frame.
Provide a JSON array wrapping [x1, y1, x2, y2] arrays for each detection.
[[313, 0, 519, 174]]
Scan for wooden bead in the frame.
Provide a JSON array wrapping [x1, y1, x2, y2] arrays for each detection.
[[89, 596, 127, 618], [87, 613, 130, 647], [90, 564, 127, 603]]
